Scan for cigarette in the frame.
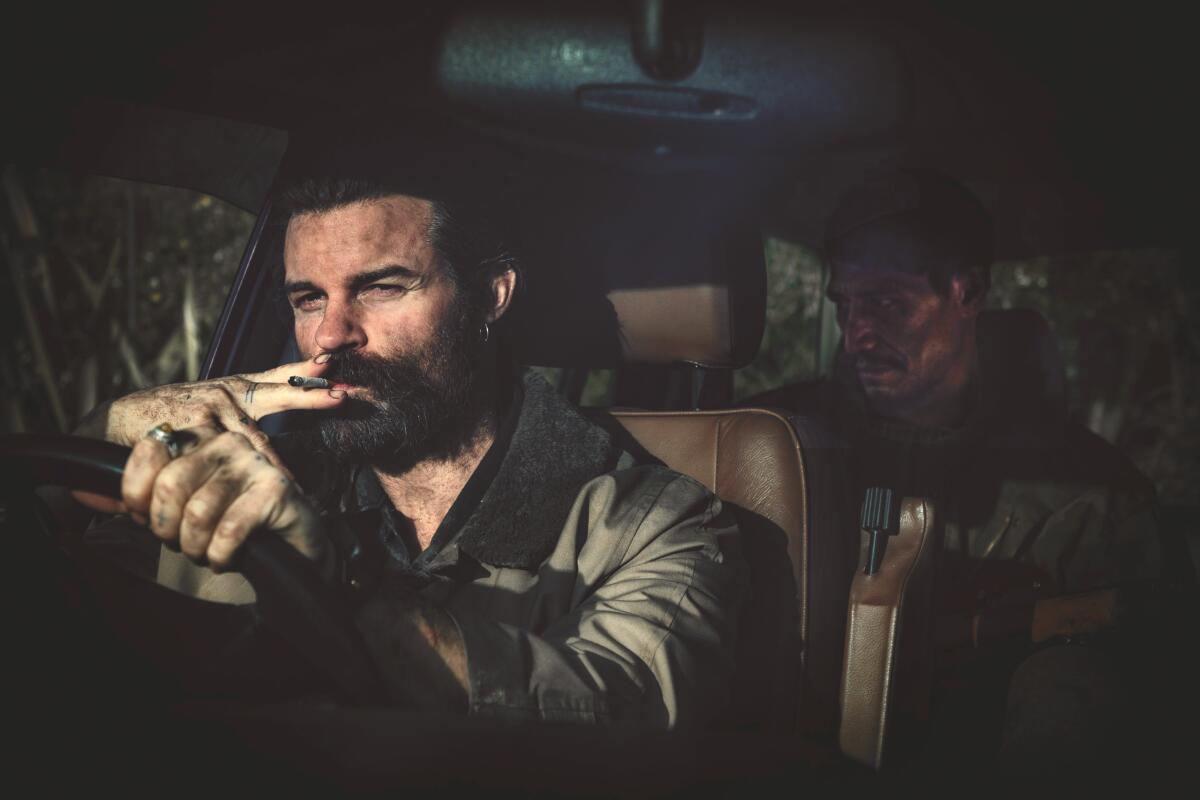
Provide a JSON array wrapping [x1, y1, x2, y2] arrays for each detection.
[[288, 376, 332, 389]]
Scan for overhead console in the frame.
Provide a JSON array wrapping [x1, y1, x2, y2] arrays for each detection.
[[434, 1, 907, 160]]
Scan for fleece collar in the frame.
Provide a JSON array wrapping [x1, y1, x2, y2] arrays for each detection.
[[276, 371, 628, 572], [447, 370, 626, 570], [444, 369, 628, 568]]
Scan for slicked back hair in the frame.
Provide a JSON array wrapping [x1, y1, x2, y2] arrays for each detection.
[[275, 176, 520, 321], [823, 168, 993, 298]]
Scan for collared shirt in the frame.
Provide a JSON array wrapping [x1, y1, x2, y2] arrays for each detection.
[[338, 376, 524, 579]]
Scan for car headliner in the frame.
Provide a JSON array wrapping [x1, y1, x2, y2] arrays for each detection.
[[3, 1, 1190, 258]]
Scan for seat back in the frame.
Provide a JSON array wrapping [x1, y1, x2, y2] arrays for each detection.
[[611, 408, 809, 731], [976, 307, 1069, 417]]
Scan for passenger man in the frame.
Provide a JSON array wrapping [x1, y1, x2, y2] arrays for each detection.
[[751, 168, 1164, 598], [78, 176, 747, 727], [746, 168, 1175, 770]]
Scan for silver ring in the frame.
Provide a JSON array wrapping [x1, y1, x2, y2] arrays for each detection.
[[146, 423, 182, 459]]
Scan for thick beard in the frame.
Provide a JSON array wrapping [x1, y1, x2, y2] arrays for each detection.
[[314, 301, 484, 472]]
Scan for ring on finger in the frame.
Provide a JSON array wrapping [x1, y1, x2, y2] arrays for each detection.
[[146, 424, 198, 459], [146, 423, 183, 459]]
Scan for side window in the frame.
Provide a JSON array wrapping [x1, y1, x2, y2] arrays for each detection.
[[529, 366, 614, 406], [990, 250, 1196, 506], [0, 166, 255, 435], [734, 236, 829, 401]]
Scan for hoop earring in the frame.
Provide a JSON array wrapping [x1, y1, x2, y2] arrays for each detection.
[[479, 322, 490, 344]]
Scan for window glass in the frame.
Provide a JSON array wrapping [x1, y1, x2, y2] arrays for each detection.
[[990, 250, 1196, 505], [733, 237, 827, 400], [528, 366, 562, 389], [527, 366, 614, 406], [581, 369, 614, 406], [0, 166, 254, 434]]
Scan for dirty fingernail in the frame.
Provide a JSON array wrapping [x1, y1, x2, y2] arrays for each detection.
[[314, 353, 332, 364], [329, 389, 347, 399]]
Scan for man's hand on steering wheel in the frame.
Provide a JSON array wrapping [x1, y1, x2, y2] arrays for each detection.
[[70, 353, 348, 579], [113, 422, 336, 580], [70, 352, 346, 516], [4, 429, 387, 706]]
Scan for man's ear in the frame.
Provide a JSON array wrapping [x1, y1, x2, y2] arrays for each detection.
[[950, 267, 986, 314], [485, 266, 517, 323]]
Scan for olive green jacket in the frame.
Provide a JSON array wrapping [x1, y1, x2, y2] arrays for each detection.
[[159, 372, 747, 728]]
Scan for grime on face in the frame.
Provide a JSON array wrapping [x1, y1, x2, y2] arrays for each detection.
[[281, 195, 485, 467], [314, 313, 482, 468], [283, 195, 455, 359], [826, 261, 977, 427]]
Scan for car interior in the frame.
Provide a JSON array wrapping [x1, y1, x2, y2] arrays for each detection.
[[2, 0, 1196, 792]]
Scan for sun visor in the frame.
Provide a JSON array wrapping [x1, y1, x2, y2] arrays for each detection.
[[10, 98, 286, 213]]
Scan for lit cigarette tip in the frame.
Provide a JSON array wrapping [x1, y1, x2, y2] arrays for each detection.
[[288, 376, 332, 389]]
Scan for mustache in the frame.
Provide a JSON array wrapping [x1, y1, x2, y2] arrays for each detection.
[[308, 325, 481, 468], [320, 351, 426, 390], [854, 351, 905, 371]]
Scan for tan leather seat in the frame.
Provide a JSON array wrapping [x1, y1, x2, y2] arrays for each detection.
[[610, 408, 817, 732], [529, 224, 856, 735], [508, 217, 853, 732]]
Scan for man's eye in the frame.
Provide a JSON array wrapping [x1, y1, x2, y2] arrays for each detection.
[[359, 284, 408, 300], [291, 293, 324, 312], [872, 296, 898, 311]]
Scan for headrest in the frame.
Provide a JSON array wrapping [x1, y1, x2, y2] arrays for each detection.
[[976, 308, 1068, 416], [501, 171, 767, 370]]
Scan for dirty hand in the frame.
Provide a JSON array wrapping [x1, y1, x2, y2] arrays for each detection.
[[103, 354, 345, 470], [118, 422, 332, 575]]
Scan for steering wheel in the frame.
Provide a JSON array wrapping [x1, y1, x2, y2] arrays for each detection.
[[0, 432, 385, 705]]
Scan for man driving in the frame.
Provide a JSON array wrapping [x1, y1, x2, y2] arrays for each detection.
[[77, 175, 747, 727]]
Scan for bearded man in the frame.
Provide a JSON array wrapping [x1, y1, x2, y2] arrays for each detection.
[[77, 177, 747, 727]]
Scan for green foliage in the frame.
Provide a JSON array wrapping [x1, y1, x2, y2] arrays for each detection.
[[991, 251, 1199, 504], [0, 168, 253, 433], [733, 237, 823, 400]]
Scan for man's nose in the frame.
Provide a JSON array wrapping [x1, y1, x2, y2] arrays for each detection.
[[313, 299, 367, 353], [843, 306, 880, 355]]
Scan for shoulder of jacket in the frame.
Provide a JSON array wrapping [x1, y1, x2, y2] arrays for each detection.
[[984, 417, 1157, 504], [1061, 421, 1157, 500], [572, 464, 720, 523], [603, 462, 714, 497]]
